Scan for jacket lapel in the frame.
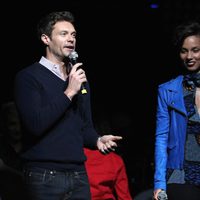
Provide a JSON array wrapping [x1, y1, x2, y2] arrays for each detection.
[[166, 76, 187, 116]]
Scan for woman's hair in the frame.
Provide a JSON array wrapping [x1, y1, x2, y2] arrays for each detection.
[[173, 20, 200, 51]]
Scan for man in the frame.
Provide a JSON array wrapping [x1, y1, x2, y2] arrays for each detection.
[[14, 11, 122, 200]]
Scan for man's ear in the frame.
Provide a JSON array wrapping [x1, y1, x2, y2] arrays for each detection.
[[41, 34, 50, 45]]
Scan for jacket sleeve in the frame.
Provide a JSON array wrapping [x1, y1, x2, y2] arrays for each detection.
[[154, 86, 169, 191]]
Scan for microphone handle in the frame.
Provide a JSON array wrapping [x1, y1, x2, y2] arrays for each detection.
[[157, 190, 168, 200], [81, 84, 87, 94], [70, 59, 87, 95]]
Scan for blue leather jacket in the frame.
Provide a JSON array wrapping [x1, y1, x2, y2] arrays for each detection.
[[154, 75, 188, 190]]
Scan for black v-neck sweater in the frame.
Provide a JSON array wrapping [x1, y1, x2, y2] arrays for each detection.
[[14, 62, 99, 171]]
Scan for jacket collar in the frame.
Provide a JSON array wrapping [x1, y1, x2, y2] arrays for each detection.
[[161, 75, 187, 115]]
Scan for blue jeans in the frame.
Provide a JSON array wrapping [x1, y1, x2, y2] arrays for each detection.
[[23, 167, 91, 200]]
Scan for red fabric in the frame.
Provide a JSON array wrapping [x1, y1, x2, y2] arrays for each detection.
[[84, 148, 133, 200]]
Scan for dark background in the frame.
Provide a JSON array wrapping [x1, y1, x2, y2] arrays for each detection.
[[1, 0, 200, 197]]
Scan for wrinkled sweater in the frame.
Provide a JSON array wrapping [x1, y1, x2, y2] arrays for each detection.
[[14, 62, 99, 171]]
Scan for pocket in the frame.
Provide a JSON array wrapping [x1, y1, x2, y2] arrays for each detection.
[[74, 171, 89, 185], [167, 142, 176, 150], [24, 169, 55, 185]]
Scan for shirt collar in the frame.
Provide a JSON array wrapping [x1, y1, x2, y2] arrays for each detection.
[[39, 56, 65, 80]]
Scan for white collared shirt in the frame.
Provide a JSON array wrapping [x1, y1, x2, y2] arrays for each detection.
[[39, 56, 66, 81]]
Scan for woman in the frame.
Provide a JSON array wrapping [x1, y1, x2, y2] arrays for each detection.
[[153, 21, 200, 200]]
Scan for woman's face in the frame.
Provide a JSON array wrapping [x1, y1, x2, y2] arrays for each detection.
[[180, 35, 200, 72]]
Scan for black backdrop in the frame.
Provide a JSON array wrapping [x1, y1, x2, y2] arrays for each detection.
[[1, 0, 200, 196]]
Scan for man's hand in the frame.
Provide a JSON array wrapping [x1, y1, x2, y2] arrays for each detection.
[[97, 135, 122, 154]]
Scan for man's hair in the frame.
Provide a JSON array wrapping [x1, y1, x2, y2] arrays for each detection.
[[37, 11, 75, 40], [173, 20, 200, 51]]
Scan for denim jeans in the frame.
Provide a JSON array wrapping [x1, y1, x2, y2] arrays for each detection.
[[23, 167, 91, 200]]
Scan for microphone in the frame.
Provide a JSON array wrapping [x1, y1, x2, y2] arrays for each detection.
[[68, 50, 87, 94], [157, 190, 168, 200]]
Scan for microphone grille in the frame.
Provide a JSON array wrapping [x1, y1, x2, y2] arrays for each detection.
[[69, 50, 78, 60]]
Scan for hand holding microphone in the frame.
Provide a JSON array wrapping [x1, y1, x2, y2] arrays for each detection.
[[153, 189, 168, 200], [69, 51, 87, 94]]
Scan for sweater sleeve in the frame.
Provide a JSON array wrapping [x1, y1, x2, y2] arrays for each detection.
[[14, 66, 71, 136], [79, 82, 99, 148]]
